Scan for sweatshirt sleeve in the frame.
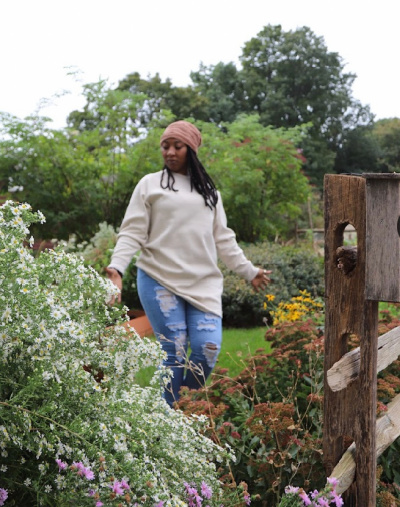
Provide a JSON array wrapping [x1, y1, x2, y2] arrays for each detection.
[[213, 192, 259, 282], [108, 179, 150, 275]]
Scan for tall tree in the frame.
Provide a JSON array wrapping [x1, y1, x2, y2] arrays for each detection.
[[239, 24, 374, 185], [0, 85, 156, 241], [372, 118, 400, 172], [190, 62, 246, 123], [199, 115, 311, 242], [334, 124, 381, 175], [116, 72, 210, 123]]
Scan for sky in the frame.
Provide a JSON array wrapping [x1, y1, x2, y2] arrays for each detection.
[[1, 0, 399, 129]]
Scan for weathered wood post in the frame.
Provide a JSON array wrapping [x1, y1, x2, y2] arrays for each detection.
[[324, 173, 400, 505]]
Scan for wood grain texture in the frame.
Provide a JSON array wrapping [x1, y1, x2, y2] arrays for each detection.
[[365, 176, 400, 302], [327, 326, 400, 391], [330, 393, 400, 495], [324, 174, 378, 506]]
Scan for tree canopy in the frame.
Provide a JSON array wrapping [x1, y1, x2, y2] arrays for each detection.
[[1, 23, 398, 244], [65, 24, 384, 189]]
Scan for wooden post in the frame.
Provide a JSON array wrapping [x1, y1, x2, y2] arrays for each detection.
[[324, 174, 378, 505]]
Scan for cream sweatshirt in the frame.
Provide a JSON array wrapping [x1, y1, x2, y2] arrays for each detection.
[[109, 171, 259, 317]]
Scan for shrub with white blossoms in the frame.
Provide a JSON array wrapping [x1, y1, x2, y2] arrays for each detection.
[[0, 201, 232, 506]]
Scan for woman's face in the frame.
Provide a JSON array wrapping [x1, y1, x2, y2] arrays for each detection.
[[160, 137, 188, 175]]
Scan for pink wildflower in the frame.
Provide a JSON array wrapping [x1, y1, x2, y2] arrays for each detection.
[[0, 488, 8, 507], [111, 481, 124, 495], [83, 467, 95, 480], [55, 458, 67, 472], [184, 482, 202, 507], [201, 481, 212, 499], [299, 490, 311, 505], [327, 477, 339, 488], [243, 490, 251, 506], [120, 479, 130, 490], [332, 493, 344, 507], [72, 461, 86, 476], [95, 502, 104, 507], [285, 485, 299, 494]]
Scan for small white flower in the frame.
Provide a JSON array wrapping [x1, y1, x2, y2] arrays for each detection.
[[1, 308, 11, 321], [24, 478, 32, 486]]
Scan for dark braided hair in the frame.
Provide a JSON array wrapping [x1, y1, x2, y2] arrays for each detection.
[[160, 146, 218, 209]]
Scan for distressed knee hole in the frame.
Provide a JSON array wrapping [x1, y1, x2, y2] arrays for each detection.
[[202, 341, 220, 368], [174, 331, 187, 363], [196, 313, 219, 331], [167, 321, 187, 333], [154, 286, 178, 317]]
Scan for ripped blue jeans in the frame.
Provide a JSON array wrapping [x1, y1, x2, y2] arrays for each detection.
[[137, 268, 222, 407]]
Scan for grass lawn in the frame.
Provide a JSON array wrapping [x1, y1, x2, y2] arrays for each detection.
[[216, 326, 271, 377], [135, 326, 271, 386]]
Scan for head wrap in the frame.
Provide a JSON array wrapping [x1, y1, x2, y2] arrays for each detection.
[[160, 121, 202, 154]]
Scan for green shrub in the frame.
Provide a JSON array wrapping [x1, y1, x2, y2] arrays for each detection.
[[0, 201, 230, 506], [177, 318, 326, 506], [221, 242, 324, 327], [177, 308, 400, 506]]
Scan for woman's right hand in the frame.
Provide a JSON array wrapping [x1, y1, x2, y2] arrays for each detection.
[[105, 267, 122, 304]]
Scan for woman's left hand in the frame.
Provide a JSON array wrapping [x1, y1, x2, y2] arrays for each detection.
[[251, 268, 272, 292]]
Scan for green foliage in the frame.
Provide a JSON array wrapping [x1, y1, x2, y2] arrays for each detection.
[[239, 24, 375, 186], [0, 83, 164, 242], [178, 307, 400, 506], [190, 62, 246, 123], [115, 71, 210, 124], [221, 241, 324, 327], [0, 95, 313, 244], [373, 118, 400, 172], [334, 124, 381, 175], [199, 115, 311, 242]]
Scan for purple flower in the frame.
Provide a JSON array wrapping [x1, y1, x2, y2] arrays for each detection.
[[55, 458, 67, 472], [184, 482, 202, 507], [154, 502, 164, 507], [317, 498, 329, 507], [72, 461, 86, 476], [299, 490, 311, 505], [332, 493, 344, 507], [327, 477, 339, 488], [83, 468, 95, 480], [0, 488, 8, 507], [201, 481, 212, 499], [120, 479, 130, 490], [110, 481, 124, 496], [243, 490, 251, 506], [95, 502, 104, 507], [285, 485, 299, 494]]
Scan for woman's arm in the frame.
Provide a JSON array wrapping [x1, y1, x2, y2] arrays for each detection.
[[213, 193, 272, 288], [108, 179, 150, 275]]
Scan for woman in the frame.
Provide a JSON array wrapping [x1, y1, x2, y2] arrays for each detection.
[[106, 120, 270, 406]]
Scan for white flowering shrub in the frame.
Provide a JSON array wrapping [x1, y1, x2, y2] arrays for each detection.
[[0, 201, 231, 506]]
